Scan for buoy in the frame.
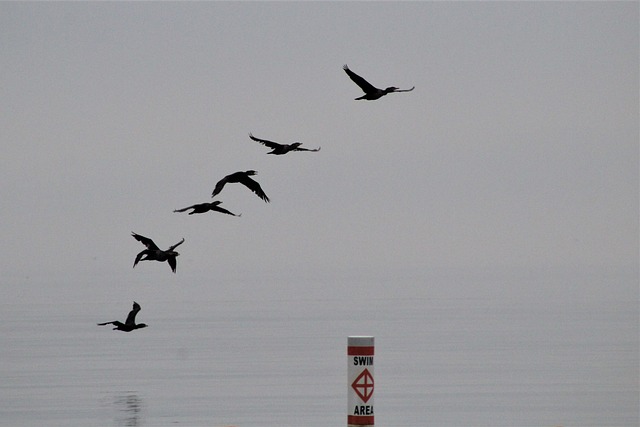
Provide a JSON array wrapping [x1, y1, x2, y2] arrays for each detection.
[[348, 336, 374, 426]]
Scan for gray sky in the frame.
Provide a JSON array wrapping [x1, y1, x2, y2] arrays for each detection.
[[1, 2, 637, 303]]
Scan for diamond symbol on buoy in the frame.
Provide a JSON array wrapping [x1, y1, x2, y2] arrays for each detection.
[[351, 368, 374, 403]]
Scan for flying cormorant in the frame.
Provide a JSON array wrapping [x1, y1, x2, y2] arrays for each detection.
[[174, 201, 240, 217], [211, 170, 270, 203], [248, 133, 320, 155], [132, 232, 184, 273], [343, 64, 414, 100], [98, 301, 147, 332]]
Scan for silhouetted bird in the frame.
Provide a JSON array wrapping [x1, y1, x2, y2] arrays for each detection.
[[174, 201, 240, 217], [343, 64, 414, 100], [132, 232, 184, 273], [248, 132, 320, 155], [98, 301, 148, 332], [211, 170, 269, 203]]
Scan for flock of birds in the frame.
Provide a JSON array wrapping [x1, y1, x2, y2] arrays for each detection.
[[98, 64, 414, 331]]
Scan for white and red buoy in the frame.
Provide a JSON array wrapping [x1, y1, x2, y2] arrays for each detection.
[[348, 336, 374, 426]]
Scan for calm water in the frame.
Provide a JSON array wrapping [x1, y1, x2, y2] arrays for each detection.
[[0, 272, 637, 427]]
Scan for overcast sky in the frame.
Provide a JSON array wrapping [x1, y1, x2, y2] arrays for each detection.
[[1, 2, 637, 305]]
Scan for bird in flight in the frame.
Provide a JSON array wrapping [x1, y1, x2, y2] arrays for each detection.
[[98, 301, 148, 332], [174, 201, 240, 217], [248, 132, 320, 155], [211, 170, 270, 203], [132, 232, 185, 273], [343, 64, 414, 100]]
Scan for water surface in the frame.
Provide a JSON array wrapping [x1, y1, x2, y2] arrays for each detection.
[[1, 272, 637, 426]]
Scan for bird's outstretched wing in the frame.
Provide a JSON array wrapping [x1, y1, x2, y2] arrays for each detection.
[[249, 133, 282, 150], [131, 233, 159, 250], [168, 256, 177, 273], [124, 302, 141, 326], [133, 251, 146, 268], [168, 238, 185, 252], [211, 176, 229, 198], [212, 204, 240, 216], [343, 64, 378, 93], [98, 320, 123, 328], [239, 176, 270, 203], [173, 205, 195, 213], [394, 86, 415, 93], [295, 146, 321, 152]]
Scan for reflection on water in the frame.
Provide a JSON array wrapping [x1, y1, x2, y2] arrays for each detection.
[[113, 392, 144, 427]]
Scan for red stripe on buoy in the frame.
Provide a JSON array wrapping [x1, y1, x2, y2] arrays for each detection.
[[348, 415, 375, 425], [347, 346, 374, 356]]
